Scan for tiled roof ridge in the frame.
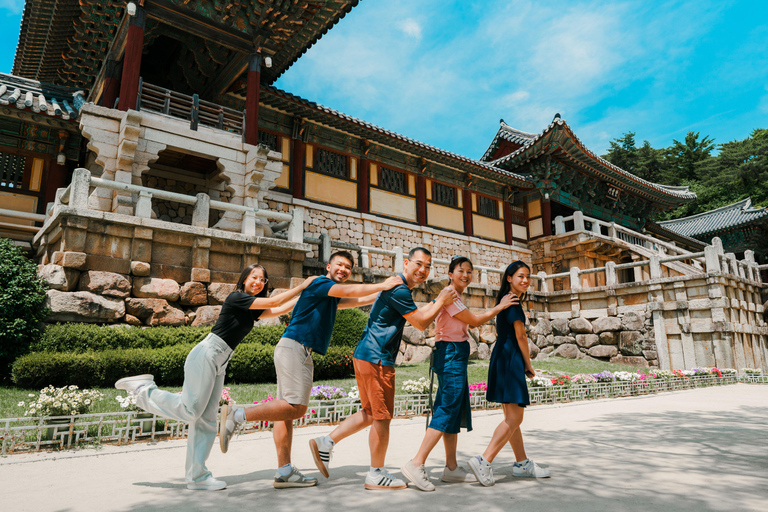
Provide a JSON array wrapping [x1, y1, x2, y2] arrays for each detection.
[[479, 119, 537, 162], [0, 72, 84, 120], [262, 85, 533, 187], [489, 118, 696, 200], [658, 198, 761, 226]]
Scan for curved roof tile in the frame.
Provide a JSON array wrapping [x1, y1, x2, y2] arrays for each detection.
[[658, 198, 768, 238]]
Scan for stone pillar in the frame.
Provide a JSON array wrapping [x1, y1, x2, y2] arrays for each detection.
[[649, 255, 662, 280], [118, 6, 146, 112], [569, 266, 581, 291], [605, 260, 617, 286], [554, 215, 564, 235], [319, 233, 332, 264], [573, 210, 585, 232], [394, 246, 404, 273], [288, 207, 304, 244], [245, 53, 261, 146], [134, 190, 152, 218], [192, 193, 210, 228], [537, 271, 549, 292], [69, 168, 91, 209]]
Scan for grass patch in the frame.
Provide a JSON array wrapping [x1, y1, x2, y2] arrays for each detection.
[[0, 356, 643, 419]]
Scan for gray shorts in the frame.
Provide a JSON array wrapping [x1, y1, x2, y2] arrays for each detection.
[[274, 338, 314, 405]]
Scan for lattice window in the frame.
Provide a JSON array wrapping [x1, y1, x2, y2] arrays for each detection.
[[380, 167, 407, 195], [316, 148, 349, 179], [478, 195, 499, 218], [433, 182, 456, 207], [0, 153, 26, 189], [258, 132, 279, 152]]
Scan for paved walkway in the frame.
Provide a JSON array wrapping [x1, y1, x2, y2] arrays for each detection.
[[2, 384, 767, 512]]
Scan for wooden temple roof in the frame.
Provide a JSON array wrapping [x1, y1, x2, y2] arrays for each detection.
[[487, 118, 696, 209], [658, 198, 768, 240], [0, 73, 84, 121], [12, 1, 359, 92], [258, 85, 534, 189]]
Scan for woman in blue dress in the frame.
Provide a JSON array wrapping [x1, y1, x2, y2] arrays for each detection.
[[468, 260, 550, 486]]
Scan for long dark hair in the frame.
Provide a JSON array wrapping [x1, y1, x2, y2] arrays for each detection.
[[496, 260, 530, 305], [449, 256, 473, 274], [235, 264, 269, 298]]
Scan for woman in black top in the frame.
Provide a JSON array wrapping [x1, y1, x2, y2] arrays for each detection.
[[115, 265, 315, 491]]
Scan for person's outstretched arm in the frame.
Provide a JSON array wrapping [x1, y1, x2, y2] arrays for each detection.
[[402, 286, 458, 331], [248, 275, 317, 310], [329, 275, 402, 299], [259, 297, 299, 319], [453, 293, 518, 327]]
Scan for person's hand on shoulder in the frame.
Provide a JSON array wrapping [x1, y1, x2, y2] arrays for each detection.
[[301, 275, 319, 288], [382, 275, 404, 289], [498, 293, 517, 309], [436, 286, 458, 306]]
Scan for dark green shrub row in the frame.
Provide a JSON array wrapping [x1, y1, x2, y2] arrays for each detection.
[[31, 307, 368, 353], [11, 343, 355, 388]]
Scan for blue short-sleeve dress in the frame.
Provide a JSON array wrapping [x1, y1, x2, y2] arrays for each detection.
[[486, 303, 530, 406]]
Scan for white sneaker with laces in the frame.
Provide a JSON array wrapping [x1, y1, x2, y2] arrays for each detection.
[[512, 459, 550, 478], [401, 460, 435, 491], [273, 465, 318, 488], [468, 456, 494, 487], [364, 469, 407, 490], [309, 436, 334, 478], [187, 476, 227, 491], [115, 374, 154, 395], [218, 403, 243, 453], [441, 465, 477, 483]]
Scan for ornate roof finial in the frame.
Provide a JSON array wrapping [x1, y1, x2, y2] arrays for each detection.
[[500, 118, 505, 125], [553, 113, 561, 121]]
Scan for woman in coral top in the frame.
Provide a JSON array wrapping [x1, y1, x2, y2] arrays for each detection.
[[401, 256, 515, 491]]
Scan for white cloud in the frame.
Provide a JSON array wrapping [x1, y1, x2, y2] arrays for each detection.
[[0, 1, 23, 14], [399, 18, 422, 39]]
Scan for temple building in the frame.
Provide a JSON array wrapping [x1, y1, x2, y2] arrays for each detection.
[[2, 1, 765, 371]]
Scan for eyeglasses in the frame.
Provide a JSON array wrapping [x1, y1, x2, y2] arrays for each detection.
[[254, 278, 268, 284]]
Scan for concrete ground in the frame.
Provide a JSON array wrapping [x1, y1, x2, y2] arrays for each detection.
[[1, 384, 767, 512]]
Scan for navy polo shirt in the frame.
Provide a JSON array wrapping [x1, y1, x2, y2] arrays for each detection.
[[282, 275, 340, 355]]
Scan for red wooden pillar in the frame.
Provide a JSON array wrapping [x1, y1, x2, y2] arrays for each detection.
[[358, 158, 370, 213], [463, 189, 473, 237], [542, 198, 552, 236], [503, 201, 514, 244], [416, 175, 427, 226], [44, 161, 69, 206], [117, 7, 146, 112], [100, 60, 121, 108], [291, 139, 305, 199], [245, 53, 261, 146]]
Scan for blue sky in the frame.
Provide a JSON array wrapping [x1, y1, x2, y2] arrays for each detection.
[[2, 0, 766, 158]]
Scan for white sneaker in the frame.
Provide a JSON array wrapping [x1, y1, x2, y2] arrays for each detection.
[[468, 456, 494, 487], [273, 465, 318, 488], [441, 465, 477, 483], [115, 374, 154, 395], [364, 469, 407, 490], [309, 436, 334, 478], [187, 476, 227, 491], [512, 459, 550, 478], [401, 459, 435, 491], [219, 403, 242, 453]]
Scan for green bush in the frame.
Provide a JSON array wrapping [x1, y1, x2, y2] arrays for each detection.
[[0, 238, 49, 379], [31, 324, 212, 353], [240, 324, 285, 346], [12, 343, 356, 388], [330, 308, 369, 347]]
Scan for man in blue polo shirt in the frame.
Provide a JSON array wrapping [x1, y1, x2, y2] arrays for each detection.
[[220, 251, 401, 488], [309, 247, 457, 490]]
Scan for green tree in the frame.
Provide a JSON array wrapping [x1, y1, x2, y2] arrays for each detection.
[[603, 132, 638, 173], [0, 239, 49, 379], [661, 131, 715, 184]]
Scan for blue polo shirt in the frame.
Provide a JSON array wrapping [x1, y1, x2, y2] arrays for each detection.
[[353, 274, 418, 367], [282, 275, 340, 355]]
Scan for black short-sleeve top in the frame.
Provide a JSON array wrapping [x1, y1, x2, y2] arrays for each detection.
[[211, 291, 264, 350]]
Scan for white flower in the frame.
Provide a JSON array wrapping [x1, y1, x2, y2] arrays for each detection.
[[18, 401, 25, 407]]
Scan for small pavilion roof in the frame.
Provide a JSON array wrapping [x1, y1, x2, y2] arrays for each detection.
[[487, 118, 696, 207], [658, 198, 768, 239], [480, 120, 537, 161], [259, 86, 534, 189], [0, 73, 83, 121]]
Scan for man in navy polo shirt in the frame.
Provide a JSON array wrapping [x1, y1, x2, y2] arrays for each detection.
[[220, 251, 401, 488], [310, 247, 457, 490]]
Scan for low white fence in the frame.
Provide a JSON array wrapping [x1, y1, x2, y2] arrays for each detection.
[[3, 373, 755, 455]]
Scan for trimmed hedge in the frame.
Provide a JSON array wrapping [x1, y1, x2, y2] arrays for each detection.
[[330, 308, 369, 347], [31, 324, 213, 353], [12, 343, 355, 388]]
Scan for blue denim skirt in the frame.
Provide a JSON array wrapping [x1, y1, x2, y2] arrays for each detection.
[[428, 341, 472, 434]]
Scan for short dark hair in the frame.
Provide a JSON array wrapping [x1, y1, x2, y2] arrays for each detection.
[[329, 250, 355, 267], [449, 256, 473, 274], [408, 247, 431, 259], [235, 264, 269, 298]]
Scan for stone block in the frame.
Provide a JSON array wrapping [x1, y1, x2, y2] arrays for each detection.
[[191, 305, 222, 327], [621, 312, 644, 331], [552, 318, 570, 336], [588, 345, 619, 358], [402, 326, 426, 346], [131, 261, 151, 276], [542, 347, 555, 354], [576, 334, 600, 348], [208, 283, 236, 304], [133, 277, 181, 301], [477, 343, 490, 360], [553, 343, 580, 359], [191, 268, 211, 283], [46, 290, 125, 323], [125, 298, 168, 319], [180, 282, 208, 306], [642, 350, 658, 360], [528, 340, 540, 359], [610, 355, 649, 367], [553, 335, 575, 346], [404, 344, 433, 364], [535, 335, 549, 348], [468, 337, 479, 360], [534, 318, 552, 336], [38, 264, 80, 291], [85, 254, 132, 274], [78, 271, 131, 298], [125, 314, 143, 326], [619, 331, 644, 356], [599, 331, 618, 345], [592, 316, 622, 333], [147, 303, 186, 326], [569, 317, 593, 334], [55, 251, 88, 270]]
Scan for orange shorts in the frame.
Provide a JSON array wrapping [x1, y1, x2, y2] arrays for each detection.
[[353, 358, 395, 420]]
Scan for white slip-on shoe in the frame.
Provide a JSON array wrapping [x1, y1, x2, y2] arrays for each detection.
[[512, 459, 550, 478], [401, 460, 435, 491], [468, 456, 494, 487], [440, 465, 477, 483], [187, 476, 227, 491], [219, 403, 243, 453], [115, 374, 154, 395]]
